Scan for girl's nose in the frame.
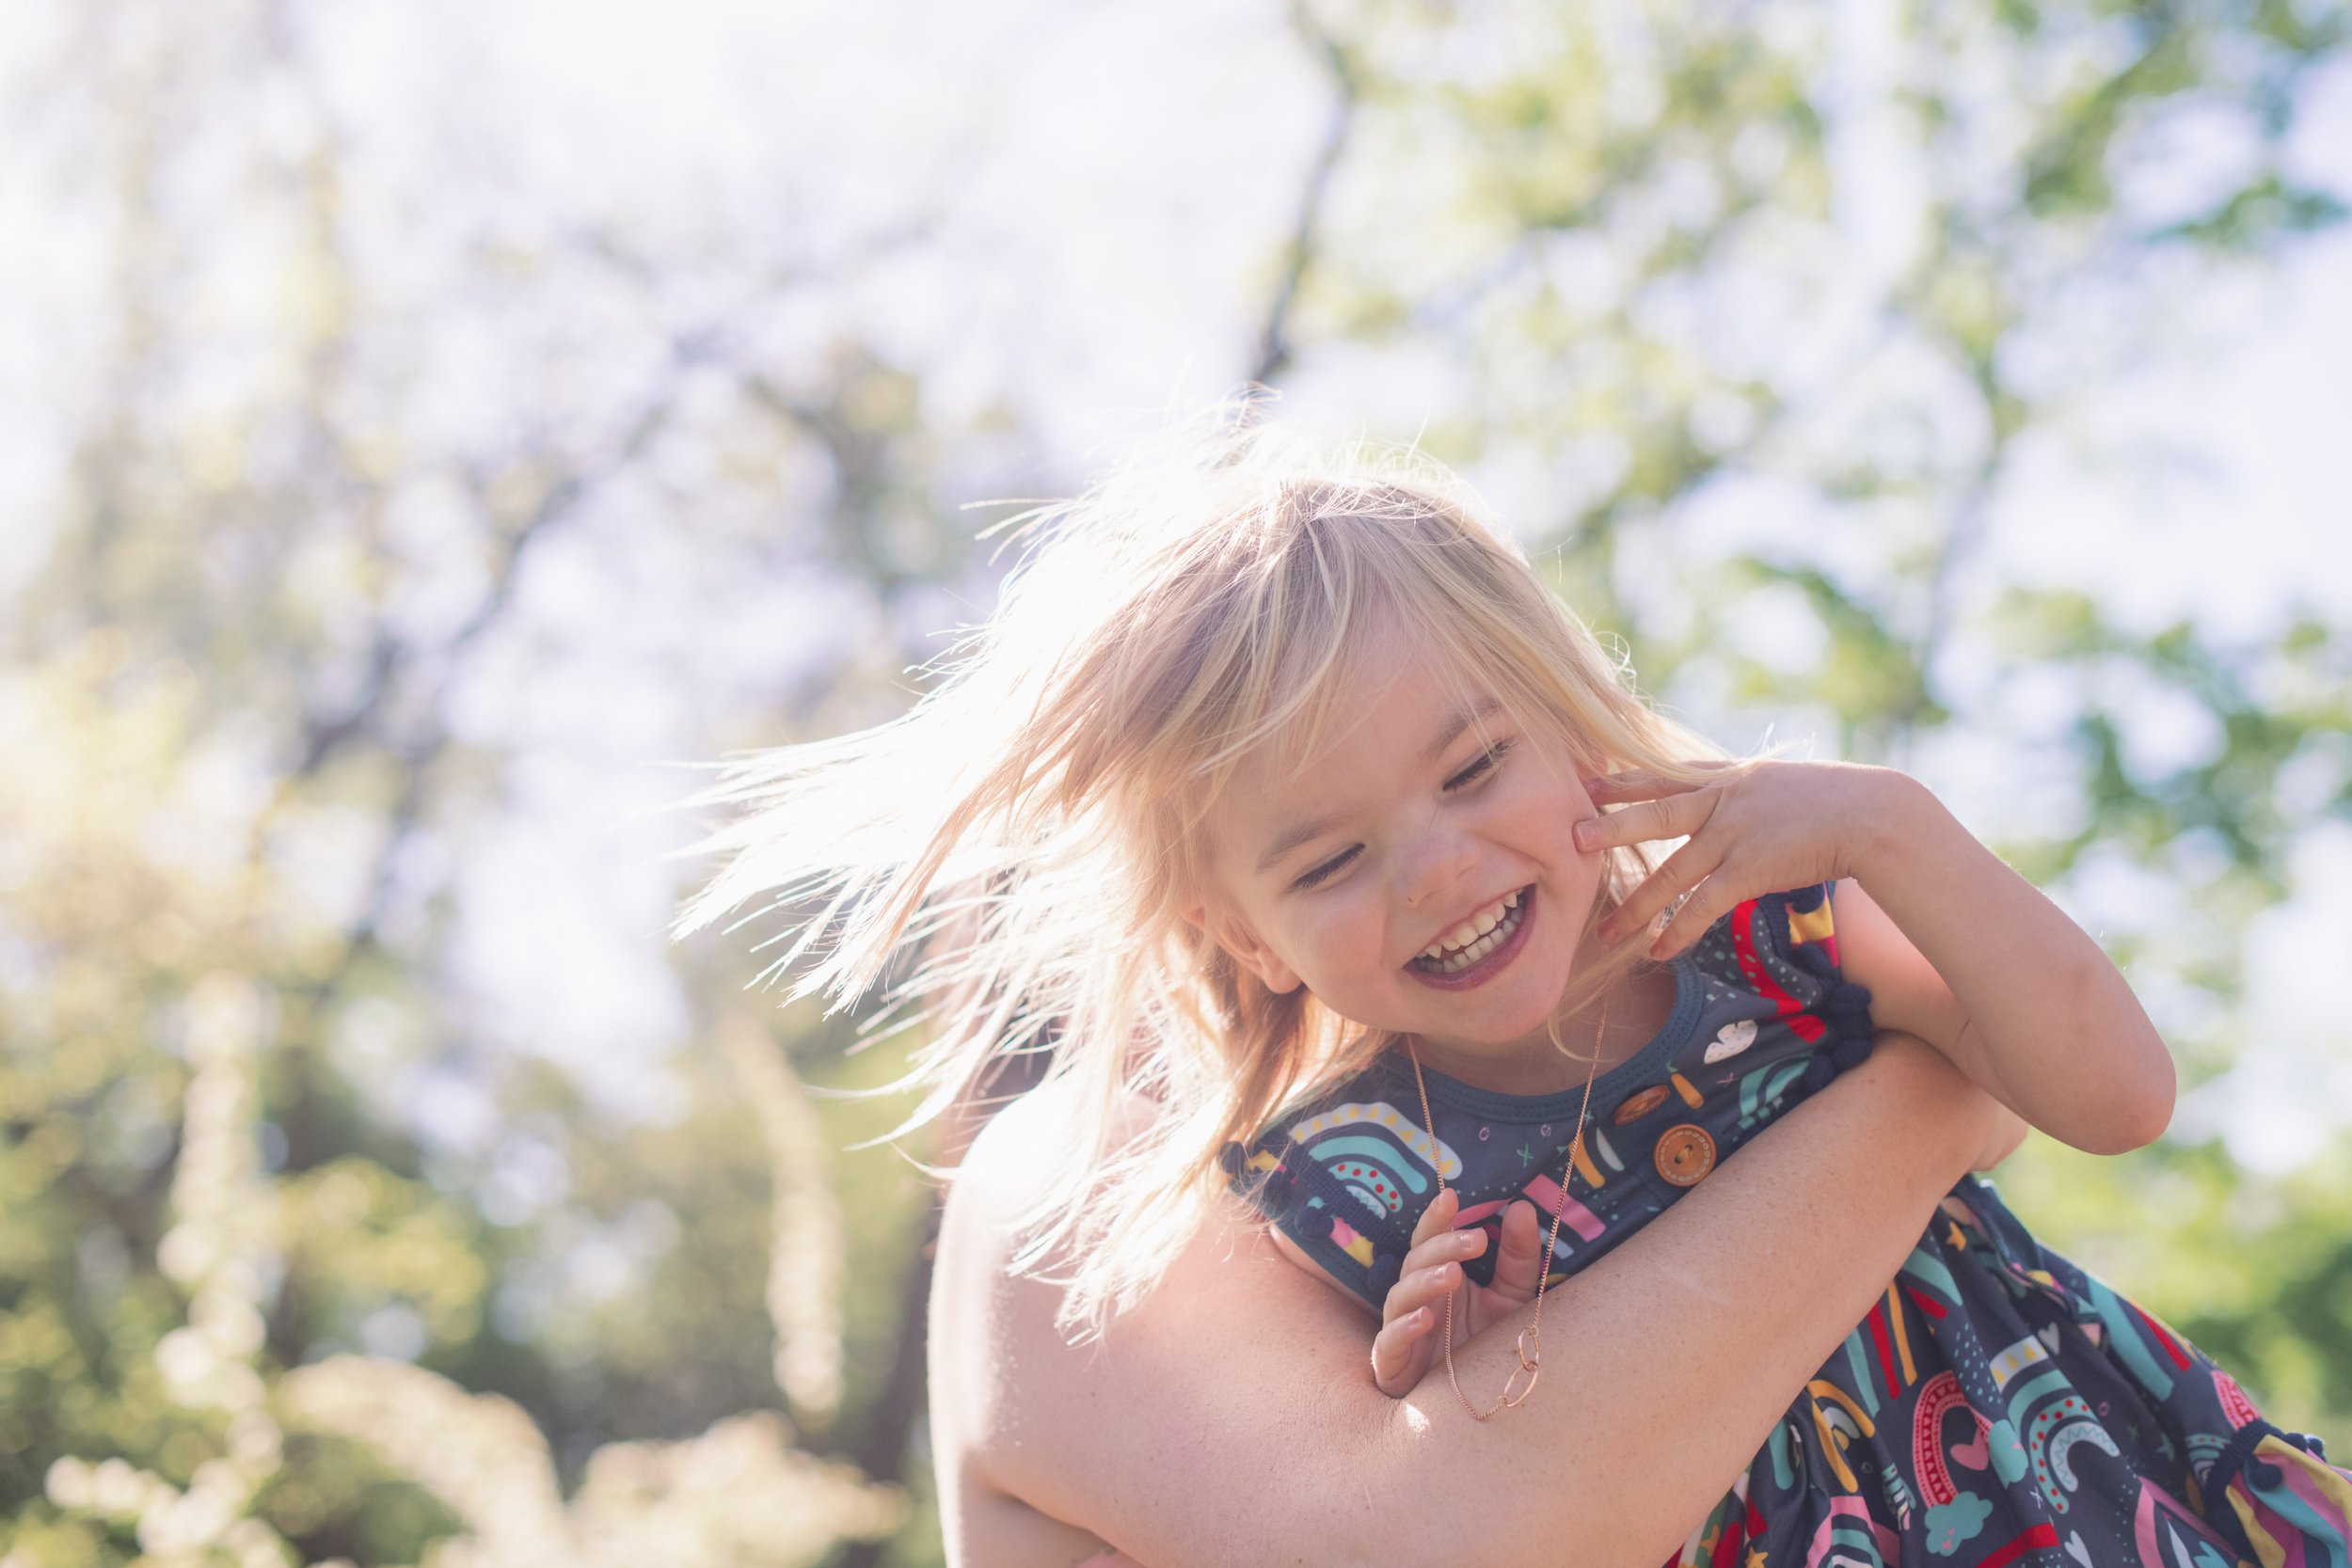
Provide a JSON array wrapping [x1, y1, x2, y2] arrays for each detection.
[[1398, 827, 1477, 910]]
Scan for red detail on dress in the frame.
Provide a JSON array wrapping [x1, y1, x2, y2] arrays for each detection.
[[1867, 1300, 1898, 1395], [1979, 1523, 2058, 1568], [1731, 899, 1825, 1043], [2127, 1300, 2194, 1371], [1708, 1505, 1746, 1568], [1903, 1284, 1949, 1321], [2214, 1369, 2262, 1430]]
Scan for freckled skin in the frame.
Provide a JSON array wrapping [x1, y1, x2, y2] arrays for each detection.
[[1197, 634, 1627, 1092]]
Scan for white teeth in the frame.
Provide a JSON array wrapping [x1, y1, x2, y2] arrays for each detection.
[[1416, 888, 1527, 968]]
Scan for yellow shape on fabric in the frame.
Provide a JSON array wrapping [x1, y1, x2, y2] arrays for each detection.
[[1808, 1401, 1862, 1492], [1570, 1135, 1604, 1189], [1805, 1378, 1877, 1493], [1341, 1233, 1374, 1266], [1788, 902, 1836, 946], [1808, 1379, 1876, 1434], [1248, 1150, 1279, 1173], [1884, 1284, 1917, 1386]]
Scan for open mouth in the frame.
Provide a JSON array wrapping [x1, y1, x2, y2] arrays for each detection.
[[1407, 885, 1535, 985]]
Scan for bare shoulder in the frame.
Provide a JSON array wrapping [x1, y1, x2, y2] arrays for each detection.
[[930, 1077, 1158, 1455], [930, 1081, 1394, 1566], [927, 1080, 1135, 1566]]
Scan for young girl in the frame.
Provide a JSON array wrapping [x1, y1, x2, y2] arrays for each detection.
[[677, 418, 2349, 1567]]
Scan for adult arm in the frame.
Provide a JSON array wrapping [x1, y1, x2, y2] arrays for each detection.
[[931, 1031, 2005, 1568]]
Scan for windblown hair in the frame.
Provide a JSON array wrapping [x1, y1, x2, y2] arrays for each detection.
[[674, 413, 1724, 1336]]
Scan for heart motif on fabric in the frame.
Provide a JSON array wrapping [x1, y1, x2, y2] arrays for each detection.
[[1950, 1425, 1992, 1471], [2065, 1530, 2093, 1567], [2040, 1323, 2064, 1355], [1705, 1018, 1758, 1063]]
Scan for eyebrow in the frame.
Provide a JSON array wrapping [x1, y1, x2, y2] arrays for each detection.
[[1422, 695, 1504, 765], [1253, 695, 1505, 874]]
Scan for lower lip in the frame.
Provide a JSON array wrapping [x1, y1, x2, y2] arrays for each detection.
[[1406, 886, 1538, 991]]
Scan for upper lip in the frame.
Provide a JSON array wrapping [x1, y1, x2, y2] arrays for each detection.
[[1408, 885, 1527, 964]]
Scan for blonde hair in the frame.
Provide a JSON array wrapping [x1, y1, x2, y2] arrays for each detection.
[[674, 412, 1724, 1336]]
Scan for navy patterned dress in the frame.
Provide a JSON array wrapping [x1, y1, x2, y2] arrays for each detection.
[[1227, 884, 2352, 1567]]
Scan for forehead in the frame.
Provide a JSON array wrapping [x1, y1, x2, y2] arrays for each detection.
[[1212, 633, 1504, 836]]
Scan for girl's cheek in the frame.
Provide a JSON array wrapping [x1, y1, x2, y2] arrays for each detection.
[[1319, 892, 1382, 974]]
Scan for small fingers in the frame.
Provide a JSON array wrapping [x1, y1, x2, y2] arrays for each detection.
[[1581, 768, 1711, 805], [1400, 1221, 1486, 1277], [1573, 787, 1716, 855], [1485, 1199, 1547, 1305], [1383, 1257, 1473, 1325], [1648, 872, 1744, 959], [1598, 836, 1724, 945], [1407, 1185, 1459, 1249], [1370, 1308, 1435, 1395]]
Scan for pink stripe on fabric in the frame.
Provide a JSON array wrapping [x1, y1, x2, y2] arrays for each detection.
[[1520, 1174, 1605, 1242], [2274, 1449, 2352, 1538]]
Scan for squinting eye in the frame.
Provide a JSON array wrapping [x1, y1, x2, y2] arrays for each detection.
[[1294, 846, 1359, 891], [1446, 740, 1512, 791]]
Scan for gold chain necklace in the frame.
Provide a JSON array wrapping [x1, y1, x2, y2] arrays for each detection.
[[1405, 987, 1607, 1421]]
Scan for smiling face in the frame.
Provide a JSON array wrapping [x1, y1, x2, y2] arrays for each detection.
[[1193, 622, 1615, 1084]]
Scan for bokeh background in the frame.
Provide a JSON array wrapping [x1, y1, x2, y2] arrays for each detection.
[[4, 0, 2350, 1563]]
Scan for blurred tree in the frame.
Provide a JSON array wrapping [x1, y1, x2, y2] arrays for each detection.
[[0, 1, 2345, 1566], [1254, 0, 2351, 1435]]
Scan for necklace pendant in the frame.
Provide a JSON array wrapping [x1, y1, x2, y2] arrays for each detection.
[[1515, 1326, 1542, 1373]]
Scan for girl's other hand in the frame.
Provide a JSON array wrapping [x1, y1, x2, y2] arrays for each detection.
[[1577, 759, 1904, 960], [1368, 1187, 1548, 1397]]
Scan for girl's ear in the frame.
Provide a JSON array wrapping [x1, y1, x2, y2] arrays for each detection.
[[1181, 901, 1303, 996]]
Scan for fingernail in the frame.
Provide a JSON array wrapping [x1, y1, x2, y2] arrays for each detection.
[[1573, 820, 1597, 848], [1597, 918, 1618, 942]]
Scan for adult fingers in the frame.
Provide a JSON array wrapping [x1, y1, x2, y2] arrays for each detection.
[[1573, 785, 1716, 855], [1598, 835, 1726, 945], [1370, 1309, 1435, 1395]]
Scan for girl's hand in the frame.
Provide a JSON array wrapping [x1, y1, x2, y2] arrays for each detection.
[[1576, 759, 1900, 960], [1368, 1188, 1548, 1397]]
